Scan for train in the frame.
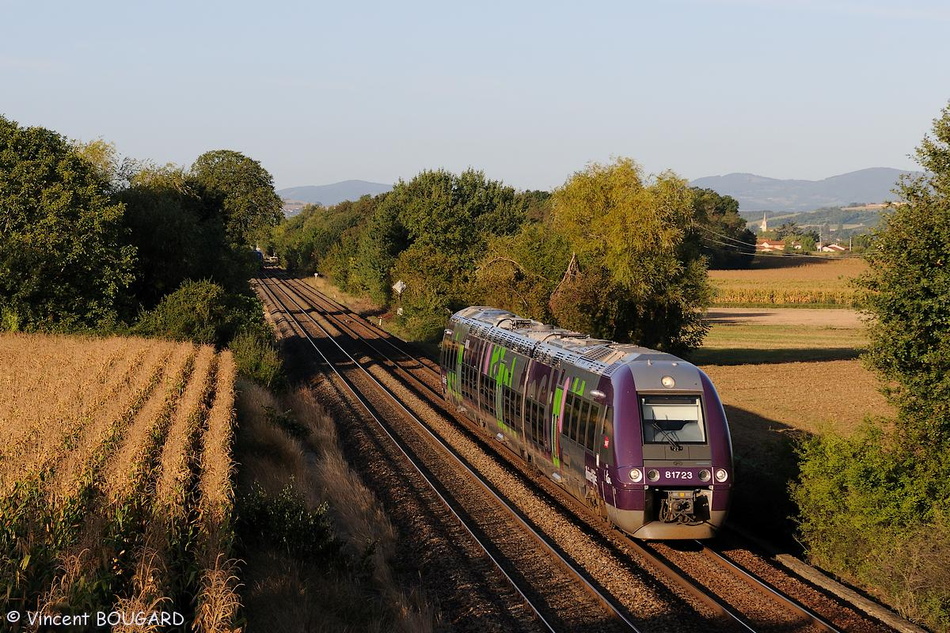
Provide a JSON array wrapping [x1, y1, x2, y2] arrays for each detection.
[[440, 306, 733, 540]]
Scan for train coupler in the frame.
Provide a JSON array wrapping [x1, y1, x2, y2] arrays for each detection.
[[658, 489, 708, 524]]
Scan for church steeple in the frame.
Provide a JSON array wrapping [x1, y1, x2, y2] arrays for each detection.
[[760, 212, 768, 233]]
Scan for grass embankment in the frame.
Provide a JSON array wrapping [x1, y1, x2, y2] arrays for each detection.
[[0, 333, 238, 631], [709, 256, 866, 307], [232, 380, 433, 632]]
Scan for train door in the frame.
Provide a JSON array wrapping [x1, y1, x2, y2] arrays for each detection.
[[523, 360, 554, 470], [596, 405, 618, 511], [440, 322, 466, 407], [491, 348, 526, 445], [558, 376, 602, 501]]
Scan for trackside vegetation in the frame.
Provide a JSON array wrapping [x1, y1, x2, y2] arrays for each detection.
[[0, 115, 284, 382], [793, 101, 950, 631], [270, 160, 754, 354]]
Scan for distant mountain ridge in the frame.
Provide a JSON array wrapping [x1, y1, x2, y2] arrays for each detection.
[[690, 167, 917, 212], [278, 180, 392, 209]]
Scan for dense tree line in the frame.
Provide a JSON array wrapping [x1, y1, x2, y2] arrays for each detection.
[[793, 102, 950, 630], [0, 116, 284, 384], [272, 158, 751, 353]]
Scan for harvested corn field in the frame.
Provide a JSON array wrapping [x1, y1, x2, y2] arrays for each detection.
[[0, 333, 238, 632]]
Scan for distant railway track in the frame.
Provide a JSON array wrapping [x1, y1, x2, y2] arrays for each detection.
[[254, 271, 900, 633]]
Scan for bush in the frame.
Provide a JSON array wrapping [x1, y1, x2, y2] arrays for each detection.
[[133, 279, 273, 346], [239, 482, 341, 563], [792, 423, 950, 629], [230, 330, 284, 389]]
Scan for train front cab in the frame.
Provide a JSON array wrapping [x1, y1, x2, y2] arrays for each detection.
[[602, 363, 733, 540]]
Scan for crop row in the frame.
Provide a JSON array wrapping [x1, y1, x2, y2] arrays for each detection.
[[710, 284, 860, 307], [0, 334, 238, 632]]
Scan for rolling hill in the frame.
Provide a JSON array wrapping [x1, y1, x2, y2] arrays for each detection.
[[278, 180, 392, 208], [690, 168, 916, 213]]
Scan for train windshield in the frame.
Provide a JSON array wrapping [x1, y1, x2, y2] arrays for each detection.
[[640, 395, 706, 445]]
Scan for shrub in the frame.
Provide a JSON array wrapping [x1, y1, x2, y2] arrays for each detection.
[[792, 423, 950, 629], [133, 280, 238, 346], [239, 482, 341, 563], [229, 330, 284, 389]]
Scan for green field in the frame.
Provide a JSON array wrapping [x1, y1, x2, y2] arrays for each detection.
[[693, 321, 868, 365]]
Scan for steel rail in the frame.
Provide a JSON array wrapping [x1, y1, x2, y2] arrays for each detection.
[[696, 542, 843, 633], [256, 274, 644, 633], [279, 275, 770, 631], [285, 275, 888, 633]]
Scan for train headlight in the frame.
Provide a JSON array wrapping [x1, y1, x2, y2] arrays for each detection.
[[715, 468, 729, 483], [661, 375, 675, 388], [629, 468, 643, 483], [699, 469, 711, 482], [647, 469, 660, 482]]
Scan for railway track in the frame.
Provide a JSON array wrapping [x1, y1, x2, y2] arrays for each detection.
[[256, 274, 649, 632], [255, 271, 901, 633]]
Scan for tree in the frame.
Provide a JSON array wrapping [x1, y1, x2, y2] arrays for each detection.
[[474, 222, 571, 321], [272, 196, 375, 275], [548, 158, 711, 353], [860, 100, 950, 447], [118, 164, 253, 310], [792, 102, 950, 630], [349, 168, 524, 322], [691, 188, 756, 268], [0, 116, 135, 330], [190, 150, 283, 246], [774, 221, 800, 240]]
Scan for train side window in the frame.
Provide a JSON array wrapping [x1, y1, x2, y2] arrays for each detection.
[[567, 393, 580, 443], [526, 399, 543, 445], [586, 403, 601, 451], [641, 395, 706, 444], [560, 392, 572, 439], [563, 393, 576, 442], [441, 336, 456, 372], [577, 399, 591, 446], [481, 372, 496, 411]]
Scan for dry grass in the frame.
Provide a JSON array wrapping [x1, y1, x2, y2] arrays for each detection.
[[0, 333, 239, 630], [709, 257, 867, 306], [193, 352, 241, 633], [301, 275, 381, 316], [234, 381, 433, 633], [0, 335, 158, 493]]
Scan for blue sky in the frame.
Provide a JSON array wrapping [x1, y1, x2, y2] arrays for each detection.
[[3, 0, 948, 191]]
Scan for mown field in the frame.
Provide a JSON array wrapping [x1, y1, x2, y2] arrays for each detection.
[[0, 334, 238, 631], [709, 256, 867, 307]]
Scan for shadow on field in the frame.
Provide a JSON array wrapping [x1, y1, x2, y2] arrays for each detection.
[[744, 256, 847, 270], [690, 347, 863, 366], [724, 403, 807, 555]]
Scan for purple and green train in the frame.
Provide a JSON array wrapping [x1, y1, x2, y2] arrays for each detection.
[[440, 306, 733, 540]]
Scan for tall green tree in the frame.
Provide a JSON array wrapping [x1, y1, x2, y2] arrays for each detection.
[[0, 116, 135, 330], [190, 150, 283, 246], [347, 169, 525, 336], [547, 158, 711, 353], [474, 222, 571, 321], [860, 100, 950, 447], [792, 101, 950, 630], [118, 164, 253, 310]]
